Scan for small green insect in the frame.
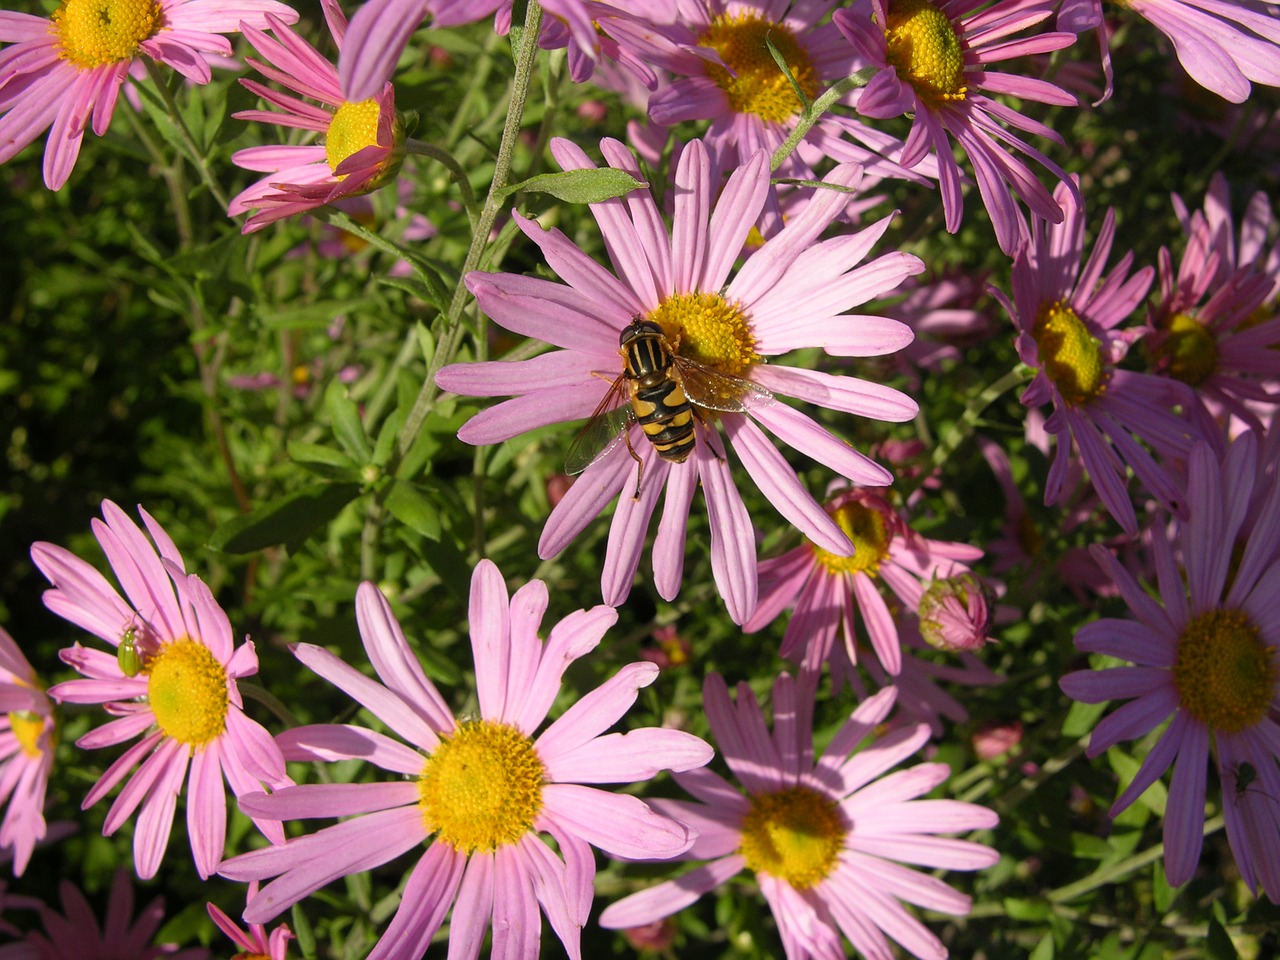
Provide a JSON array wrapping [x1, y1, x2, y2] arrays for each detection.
[[1232, 761, 1257, 797], [117, 626, 143, 678]]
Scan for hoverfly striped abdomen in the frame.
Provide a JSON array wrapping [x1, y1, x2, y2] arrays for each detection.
[[620, 320, 696, 464]]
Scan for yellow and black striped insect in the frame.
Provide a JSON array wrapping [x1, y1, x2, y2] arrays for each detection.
[[566, 318, 772, 496]]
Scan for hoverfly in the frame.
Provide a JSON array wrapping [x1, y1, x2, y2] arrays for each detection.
[[566, 318, 772, 496]]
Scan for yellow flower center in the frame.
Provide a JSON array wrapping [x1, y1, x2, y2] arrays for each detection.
[[52, 0, 162, 68], [648, 291, 760, 377], [146, 639, 229, 747], [698, 12, 820, 124], [811, 500, 892, 575], [1172, 608, 1276, 733], [1032, 301, 1107, 406], [883, 0, 967, 104], [1150, 312, 1218, 387], [417, 719, 545, 854], [739, 787, 847, 889], [7, 712, 48, 759], [325, 99, 384, 175]]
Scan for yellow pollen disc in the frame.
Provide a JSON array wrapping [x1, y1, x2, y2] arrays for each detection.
[[1172, 608, 1276, 733], [417, 719, 545, 854], [325, 99, 384, 175], [52, 0, 162, 68], [1151, 312, 1218, 387], [1032, 301, 1107, 406], [649, 292, 760, 377], [698, 13, 820, 124], [739, 787, 846, 890], [811, 500, 892, 576], [8, 712, 48, 759], [146, 639, 229, 747], [884, 0, 967, 103]]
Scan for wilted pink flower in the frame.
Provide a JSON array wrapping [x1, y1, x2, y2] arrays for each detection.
[[228, 0, 404, 233], [220, 562, 712, 959], [0, 0, 297, 189], [436, 137, 922, 624], [30, 502, 291, 880], [836, 0, 1080, 254], [1060, 432, 1280, 900], [4, 869, 208, 960], [0, 628, 53, 877], [600, 676, 999, 959], [991, 176, 1196, 536]]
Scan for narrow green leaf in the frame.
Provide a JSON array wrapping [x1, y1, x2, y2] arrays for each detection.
[[290, 904, 317, 960], [384, 479, 442, 540], [1028, 932, 1055, 960], [496, 168, 646, 204], [1204, 915, 1238, 960], [326, 380, 372, 463], [258, 299, 369, 330], [209, 483, 360, 554], [765, 32, 812, 111]]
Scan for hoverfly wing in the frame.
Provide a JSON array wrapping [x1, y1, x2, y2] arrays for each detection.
[[675, 357, 775, 414], [565, 376, 634, 476]]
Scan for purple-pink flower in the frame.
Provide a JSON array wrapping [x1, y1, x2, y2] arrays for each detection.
[[1060, 432, 1280, 900], [220, 561, 712, 960], [436, 137, 923, 623], [207, 884, 292, 960], [30, 501, 291, 880], [836, 0, 1080, 255], [0, 627, 54, 877], [228, 0, 404, 233], [0, 0, 297, 189], [599, 675, 999, 960]]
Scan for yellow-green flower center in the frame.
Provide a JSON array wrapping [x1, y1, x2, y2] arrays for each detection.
[[698, 13, 820, 124], [7, 712, 47, 759], [1032, 301, 1107, 405], [1151, 312, 1218, 387], [812, 500, 892, 575], [417, 719, 545, 854], [884, 0, 967, 104], [52, 0, 162, 68], [326, 99, 383, 174], [739, 787, 847, 889], [649, 291, 761, 378], [1172, 608, 1276, 733], [146, 639, 229, 747]]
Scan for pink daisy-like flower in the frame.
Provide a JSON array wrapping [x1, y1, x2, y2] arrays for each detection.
[[835, 0, 1080, 255], [990, 176, 1196, 537], [30, 501, 291, 881], [1060, 432, 1280, 899], [0, 627, 54, 877], [0, 869, 209, 960], [1143, 177, 1280, 437], [220, 562, 712, 959], [0, 0, 297, 190], [599, 675, 999, 960], [435, 137, 922, 623], [228, 0, 405, 233], [744, 485, 982, 677], [207, 884, 292, 960]]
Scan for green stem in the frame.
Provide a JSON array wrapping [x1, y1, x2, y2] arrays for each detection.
[[120, 102, 194, 246], [770, 70, 874, 172], [240, 681, 301, 729], [403, 138, 480, 228], [144, 59, 232, 211]]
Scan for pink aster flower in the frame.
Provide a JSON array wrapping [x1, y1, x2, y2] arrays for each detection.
[[744, 485, 982, 677], [435, 137, 922, 624], [0, 627, 54, 877], [835, 0, 1080, 255], [599, 675, 999, 960], [207, 884, 292, 960], [0, 0, 297, 190], [220, 562, 712, 960], [2, 869, 209, 960], [228, 0, 405, 233], [990, 176, 1197, 537], [1060, 433, 1280, 899], [30, 501, 291, 881], [1143, 176, 1280, 437]]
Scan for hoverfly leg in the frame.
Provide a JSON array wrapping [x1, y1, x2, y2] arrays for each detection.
[[692, 408, 727, 466], [623, 428, 644, 500]]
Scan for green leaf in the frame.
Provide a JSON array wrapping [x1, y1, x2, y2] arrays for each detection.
[[497, 168, 646, 204], [383, 480, 442, 540], [258, 299, 369, 330], [1029, 932, 1055, 960], [291, 904, 317, 960], [288, 440, 360, 480], [209, 483, 361, 554], [326, 380, 373, 463], [1205, 915, 1238, 960], [377, 274, 447, 314], [766, 32, 812, 111], [1152, 860, 1177, 913], [1003, 898, 1052, 921]]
